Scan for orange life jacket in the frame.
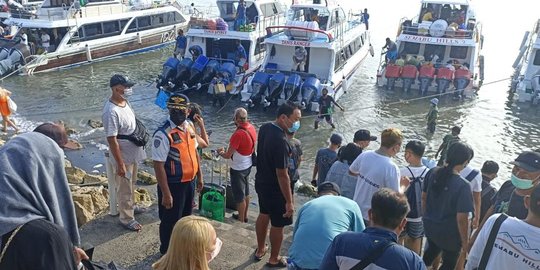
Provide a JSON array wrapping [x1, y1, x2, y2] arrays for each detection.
[[157, 121, 199, 183]]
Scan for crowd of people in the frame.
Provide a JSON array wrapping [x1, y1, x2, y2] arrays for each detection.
[[1, 73, 540, 270]]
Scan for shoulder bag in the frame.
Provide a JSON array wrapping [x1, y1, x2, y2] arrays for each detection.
[[473, 213, 508, 270], [116, 103, 149, 148], [237, 127, 256, 167]]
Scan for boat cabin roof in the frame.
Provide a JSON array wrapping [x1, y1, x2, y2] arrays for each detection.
[[6, 5, 182, 28], [421, 0, 470, 6]]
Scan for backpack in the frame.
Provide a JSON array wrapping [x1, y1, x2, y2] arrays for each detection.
[[405, 167, 428, 219], [465, 169, 480, 182]]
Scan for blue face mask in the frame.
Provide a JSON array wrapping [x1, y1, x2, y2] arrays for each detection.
[[288, 121, 300, 133], [510, 173, 535, 190]]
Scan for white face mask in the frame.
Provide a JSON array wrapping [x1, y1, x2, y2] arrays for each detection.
[[121, 88, 133, 99], [208, 237, 222, 263]]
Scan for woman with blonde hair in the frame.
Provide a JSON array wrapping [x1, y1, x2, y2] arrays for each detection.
[[0, 87, 19, 133], [153, 216, 222, 270]]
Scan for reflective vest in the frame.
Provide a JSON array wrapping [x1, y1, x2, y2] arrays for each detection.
[[157, 121, 199, 183]]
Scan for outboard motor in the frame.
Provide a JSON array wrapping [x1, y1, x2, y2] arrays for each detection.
[[219, 62, 237, 80], [173, 58, 193, 89], [189, 55, 209, 86], [401, 65, 417, 92], [301, 77, 320, 109], [265, 72, 285, 106], [0, 47, 10, 61], [453, 68, 471, 99], [157, 57, 179, 89], [418, 65, 436, 95], [284, 73, 302, 103], [249, 72, 271, 107], [385, 64, 401, 91], [436, 67, 454, 94], [202, 60, 220, 83], [0, 43, 30, 76]]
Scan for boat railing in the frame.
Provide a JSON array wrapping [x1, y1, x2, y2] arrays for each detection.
[[534, 19, 540, 35], [189, 12, 285, 36], [398, 23, 475, 39], [265, 25, 333, 42]]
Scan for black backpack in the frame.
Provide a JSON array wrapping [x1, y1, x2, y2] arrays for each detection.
[[405, 167, 428, 219]]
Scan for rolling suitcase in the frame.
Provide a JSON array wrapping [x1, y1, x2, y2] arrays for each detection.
[[199, 158, 226, 221]]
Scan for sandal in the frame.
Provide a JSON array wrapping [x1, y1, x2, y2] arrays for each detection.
[[265, 257, 288, 268], [134, 206, 148, 215], [253, 244, 268, 261], [123, 220, 142, 231], [232, 213, 248, 223]]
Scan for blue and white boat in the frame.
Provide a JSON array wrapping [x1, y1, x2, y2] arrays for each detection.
[[155, 0, 286, 94], [240, 0, 373, 112], [511, 19, 540, 104]]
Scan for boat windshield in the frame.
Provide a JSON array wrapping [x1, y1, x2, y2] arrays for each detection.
[[14, 27, 69, 54], [287, 6, 330, 30], [419, 3, 469, 27], [217, 1, 256, 22]]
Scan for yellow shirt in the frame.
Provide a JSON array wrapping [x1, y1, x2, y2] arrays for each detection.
[[422, 12, 433, 21]]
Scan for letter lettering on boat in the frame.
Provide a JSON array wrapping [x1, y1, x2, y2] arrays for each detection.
[[281, 40, 311, 47], [203, 29, 227, 35], [401, 34, 467, 46], [161, 30, 176, 43]]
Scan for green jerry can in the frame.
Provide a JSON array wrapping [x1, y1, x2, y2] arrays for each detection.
[[200, 190, 225, 222]]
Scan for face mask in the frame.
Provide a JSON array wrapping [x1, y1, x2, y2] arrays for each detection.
[[208, 237, 222, 263], [170, 111, 187, 126], [510, 173, 535, 190], [121, 88, 133, 99], [288, 121, 300, 133]]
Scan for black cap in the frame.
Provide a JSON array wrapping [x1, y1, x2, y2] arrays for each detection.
[[110, 74, 135, 88], [167, 94, 190, 110], [354, 129, 377, 142], [317, 181, 341, 195], [510, 151, 540, 172]]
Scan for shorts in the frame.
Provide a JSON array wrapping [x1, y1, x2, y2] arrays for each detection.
[[315, 114, 333, 124], [0, 96, 10, 117], [174, 48, 186, 57], [230, 167, 251, 203], [256, 189, 293, 228], [401, 220, 424, 239]]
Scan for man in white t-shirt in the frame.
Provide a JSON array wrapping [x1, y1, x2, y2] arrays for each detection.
[[102, 74, 146, 231], [460, 164, 482, 228], [465, 183, 540, 270], [40, 30, 50, 53], [399, 140, 429, 255], [349, 128, 403, 225]]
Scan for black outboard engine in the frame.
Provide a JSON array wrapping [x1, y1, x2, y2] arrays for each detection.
[[248, 72, 271, 107], [401, 65, 417, 93], [202, 60, 220, 83], [264, 72, 285, 107], [0, 43, 30, 76], [171, 58, 193, 91], [301, 77, 320, 110], [157, 57, 179, 90], [285, 73, 302, 104]]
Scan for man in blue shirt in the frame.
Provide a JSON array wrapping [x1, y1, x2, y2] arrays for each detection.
[[234, 0, 247, 31], [235, 40, 247, 71], [174, 29, 187, 59], [288, 182, 364, 269], [320, 188, 426, 270]]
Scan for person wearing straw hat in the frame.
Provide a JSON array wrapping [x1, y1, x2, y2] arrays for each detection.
[[426, 98, 439, 134]]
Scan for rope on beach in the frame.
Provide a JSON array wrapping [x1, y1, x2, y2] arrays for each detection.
[[15, 77, 511, 131]]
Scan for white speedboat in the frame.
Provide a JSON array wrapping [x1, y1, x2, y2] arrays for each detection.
[[0, 0, 189, 76], [511, 19, 540, 104], [240, 0, 372, 112], [376, 0, 484, 98], [155, 0, 286, 95]]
